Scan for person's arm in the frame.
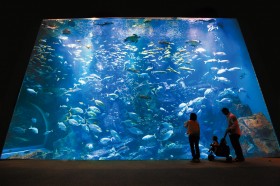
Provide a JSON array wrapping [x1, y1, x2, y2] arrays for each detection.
[[184, 121, 188, 128], [184, 121, 189, 134]]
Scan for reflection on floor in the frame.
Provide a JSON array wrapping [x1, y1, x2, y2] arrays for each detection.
[[1, 157, 280, 186]]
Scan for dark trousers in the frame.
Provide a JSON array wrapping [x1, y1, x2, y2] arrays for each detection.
[[189, 135, 200, 159], [229, 134, 244, 160]]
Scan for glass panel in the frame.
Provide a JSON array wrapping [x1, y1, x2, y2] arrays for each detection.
[[1, 17, 279, 160]]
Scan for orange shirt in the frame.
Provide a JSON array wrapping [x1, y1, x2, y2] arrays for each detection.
[[184, 120, 200, 136], [227, 113, 241, 135]]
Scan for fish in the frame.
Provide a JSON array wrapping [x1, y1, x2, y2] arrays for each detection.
[[139, 95, 151, 99], [57, 122, 67, 131], [142, 134, 156, 141], [110, 130, 121, 142], [27, 88, 38, 95], [217, 68, 228, 74], [106, 93, 119, 100], [121, 120, 137, 127], [214, 76, 230, 83], [158, 41, 174, 45], [85, 143, 93, 150], [166, 66, 180, 74], [62, 28, 71, 34], [95, 100, 104, 107], [126, 67, 139, 73], [158, 130, 173, 141], [88, 124, 102, 133], [217, 59, 230, 63], [145, 66, 153, 71], [227, 67, 241, 71], [88, 106, 101, 113], [204, 59, 218, 64], [70, 107, 84, 114], [178, 66, 195, 71], [31, 117, 37, 123], [213, 51, 226, 56], [124, 34, 140, 43], [68, 119, 79, 126], [43, 130, 53, 135], [151, 71, 167, 74], [186, 39, 201, 47], [216, 97, 233, 104], [128, 127, 143, 135], [28, 126, 39, 134], [94, 21, 113, 26], [100, 137, 112, 145]]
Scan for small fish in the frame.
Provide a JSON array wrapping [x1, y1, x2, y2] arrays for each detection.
[[88, 124, 102, 133], [31, 117, 37, 123], [28, 126, 39, 134], [158, 41, 173, 45], [145, 66, 153, 71], [204, 59, 218, 64], [166, 66, 180, 74], [106, 93, 119, 100], [62, 28, 71, 34], [142, 134, 156, 141], [70, 107, 84, 114], [27, 88, 38, 95], [85, 143, 94, 150], [186, 39, 201, 47], [139, 95, 151, 99], [179, 66, 196, 71], [217, 59, 230, 63], [95, 100, 104, 107], [58, 122, 67, 131], [126, 67, 139, 73], [94, 21, 113, 26], [213, 51, 226, 56], [217, 68, 228, 74], [68, 119, 79, 126], [44, 130, 53, 135], [151, 71, 167, 74]]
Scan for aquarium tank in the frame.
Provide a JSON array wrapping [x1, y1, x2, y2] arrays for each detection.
[[1, 17, 279, 160]]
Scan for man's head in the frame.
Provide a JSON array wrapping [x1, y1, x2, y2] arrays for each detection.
[[213, 136, 218, 141], [221, 107, 229, 115]]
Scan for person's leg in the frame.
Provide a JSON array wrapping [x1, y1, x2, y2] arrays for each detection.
[[229, 134, 238, 158], [230, 134, 244, 161], [234, 135, 245, 161], [194, 136, 200, 159], [189, 135, 195, 160]]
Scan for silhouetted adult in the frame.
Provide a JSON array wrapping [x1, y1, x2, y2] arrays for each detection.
[[184, 112, 200, 162], [221, 107, 245, 162]]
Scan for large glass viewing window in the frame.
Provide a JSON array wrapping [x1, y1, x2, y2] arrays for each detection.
[[1, 17, 279, 160]]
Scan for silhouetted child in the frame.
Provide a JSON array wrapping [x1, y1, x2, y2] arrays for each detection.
[[210, 136, 219, 153]]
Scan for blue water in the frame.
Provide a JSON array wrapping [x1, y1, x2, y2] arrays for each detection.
[[1, 17, 279, 160]]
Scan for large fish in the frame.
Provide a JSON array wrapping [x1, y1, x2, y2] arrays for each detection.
[[124, 34, 140, 43]]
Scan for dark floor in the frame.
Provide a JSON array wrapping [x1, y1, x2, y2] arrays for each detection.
[[1, 157, 280, 186]]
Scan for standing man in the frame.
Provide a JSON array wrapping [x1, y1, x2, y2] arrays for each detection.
[[221, 107, 245, 162], [184, 112, 200, 162]]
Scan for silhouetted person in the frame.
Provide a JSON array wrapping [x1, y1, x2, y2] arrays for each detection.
[[210, 135, 219, 153], [221, 107, 245, 162], [184, 112, 200, 162]]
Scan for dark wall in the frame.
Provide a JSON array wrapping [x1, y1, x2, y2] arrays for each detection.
[[1, 2, 279, 153]]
